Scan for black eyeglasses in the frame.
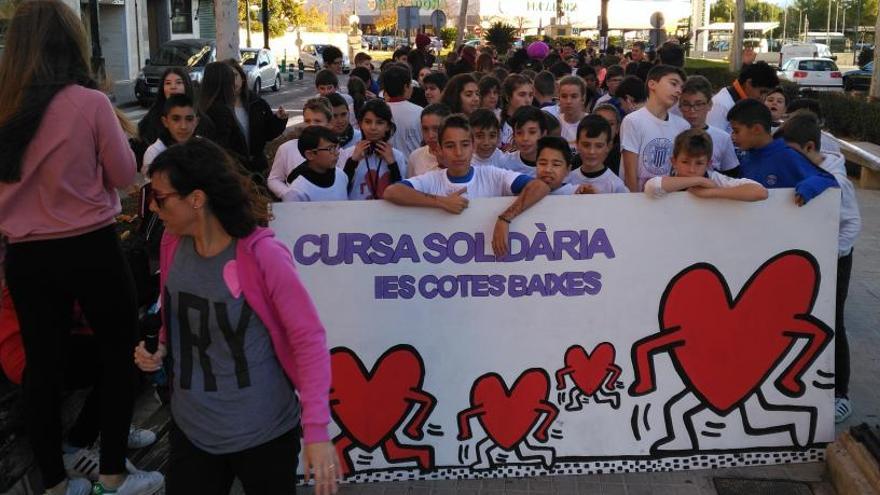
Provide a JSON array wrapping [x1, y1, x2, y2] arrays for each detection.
[[312, 145, 340, 154]]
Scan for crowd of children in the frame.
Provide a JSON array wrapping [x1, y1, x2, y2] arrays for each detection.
[[0, 1, 865, 493]]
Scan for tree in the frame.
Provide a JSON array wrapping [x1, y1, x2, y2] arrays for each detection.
[[375, 10, 397, 35], [484, 22, 518, 54], [238, 0, 326, 37], [439, 27, 458, 48]]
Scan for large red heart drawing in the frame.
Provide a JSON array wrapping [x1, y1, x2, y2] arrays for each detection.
[[330, 345, 425, 449], [471, 370, 551, 450], [564, 343, 617, 395], [660, 251, 827, 414]]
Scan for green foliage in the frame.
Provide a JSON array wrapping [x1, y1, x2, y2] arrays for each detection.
[[439, 27, 457, 48], [810, 91, 880, 144], [484, 22, 518, 54], [238, 0, 326, 37], [711, 0, 781, 22]]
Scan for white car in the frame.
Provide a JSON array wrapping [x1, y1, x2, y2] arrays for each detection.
[[298, 44, 351, 73], [240, 48, 281, 93], [777, 57, 843, 91]]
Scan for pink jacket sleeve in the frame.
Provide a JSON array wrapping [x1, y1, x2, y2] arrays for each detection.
[[93, 93, 137, 189], [256, 238, 331, 444]]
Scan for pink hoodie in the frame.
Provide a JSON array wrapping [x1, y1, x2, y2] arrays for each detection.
[[160, 227, 331, 444]]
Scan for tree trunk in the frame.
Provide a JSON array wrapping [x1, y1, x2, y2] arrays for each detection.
[[215, 0, 240, 61], [729, 0, 745, 71], [870, 11, 880, 100], [455, 0, 468, 49]]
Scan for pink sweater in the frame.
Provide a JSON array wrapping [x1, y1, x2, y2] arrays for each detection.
[[159, 228, 332, 444], [0, 85, 136, 243]]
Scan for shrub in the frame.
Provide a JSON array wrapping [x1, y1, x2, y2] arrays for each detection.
[[807, 91, 880, 144], [439, 27, 457, 48], [484, 22, 518, 54]]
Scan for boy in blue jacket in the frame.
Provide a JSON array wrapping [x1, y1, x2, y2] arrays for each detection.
[[726, 99, 837, 205]]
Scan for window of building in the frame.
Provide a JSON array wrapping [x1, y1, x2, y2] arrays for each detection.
[[171, 0, 193, 34]]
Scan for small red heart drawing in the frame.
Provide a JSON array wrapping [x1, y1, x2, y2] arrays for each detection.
[[330, 346, 425, 449], [363, 168, 392, 199], [655, 251, 831, 414], [470, 370, 553, 450], [564, 343, 617, 395]]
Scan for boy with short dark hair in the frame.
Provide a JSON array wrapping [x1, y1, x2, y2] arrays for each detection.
[[726, 99, 837, 205], [283, 125, 349, 202], [320, 45, 345, 74], [644, 128, 767, 201], [142, 94, 199, 173], [567, 115, 628, 193], [269, 97, 333, 199], [325, 92, 361, 150], [533, 71, 557, 109], [679, 75, 739, 174], [380, 63, 423, 158], [620, 64, 691, 192], [354, 51, 373, 70], [787, 98, 841, 155], [707, 61, 780, 131], [535, 136, 578, 195], [469, 108, 504, 167], [499, 106, 549, 175], [614, 75, 648, 115], [776, 111, 860, 422], [408, 103, 452, 178], [422, 71, 448, 105], [764, 87, 788, 128], [315, 68, 355, 127]]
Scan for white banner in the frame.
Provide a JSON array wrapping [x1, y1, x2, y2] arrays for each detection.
[[271, 190, 840, 481]]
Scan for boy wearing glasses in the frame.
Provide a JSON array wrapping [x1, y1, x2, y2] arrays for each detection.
[[679, 76, 739, 174], [282, 126, 349, 202]]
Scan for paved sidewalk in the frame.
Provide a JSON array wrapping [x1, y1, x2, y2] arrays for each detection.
[[289, 187, 880, 494]]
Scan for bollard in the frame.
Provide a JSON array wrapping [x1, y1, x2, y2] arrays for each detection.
[[298, 59, 305, 80]]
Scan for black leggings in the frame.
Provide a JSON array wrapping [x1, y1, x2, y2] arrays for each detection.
[[835, 250, 853, 398], [167, 423, 301, 495], [5, 225, 137, 487]]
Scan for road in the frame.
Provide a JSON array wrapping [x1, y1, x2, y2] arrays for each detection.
[[121, 71, 324, 129]]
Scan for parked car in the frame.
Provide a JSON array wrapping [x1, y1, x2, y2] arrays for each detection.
[[777, 57, 843, 91], [843, 61, 874, 91], [779, 42, 835, 66], [135, 38, 215, 105], [298, 44, 351, 73], [240, 47, 281, 93]]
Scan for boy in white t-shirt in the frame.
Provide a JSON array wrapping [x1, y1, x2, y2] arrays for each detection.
[[380, 63, 423, 158], [408, 103, 451, 178], [498, 106, 548, 176], [268, 97, 332, 199], [533, 136, 579, 195], [679, 75, 740, 174], [643, 128, 767, 201], [556, 75, 588, 152], [383, 114, 552, 257], [567, 115, 629, 194], [620, 65, 692, 192], [142, 94, 199, 174], [469, 109, 505, 167], [282, 126, 349, 202]]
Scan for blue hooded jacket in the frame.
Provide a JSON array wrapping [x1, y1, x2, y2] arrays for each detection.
[[740, 138, 838, 203]]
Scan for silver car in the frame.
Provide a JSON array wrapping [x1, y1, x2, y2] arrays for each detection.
[[240, 48, 281, 93], [298, 44, 351, 73]]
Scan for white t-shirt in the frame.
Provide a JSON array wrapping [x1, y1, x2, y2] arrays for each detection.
[[558, 113, 584, 152], [704, 124, 739, 172], [337, 145, 408, 200], [407, 145, 440, 178], [620, 106, 690, 191], [550, 183, 577, 195], [402, 165, 530, 199], [542, 105, 560, 118], [497, 151, 537, 176], [566, 167, 629, 193], [387, 100, 423, 159], [595, 93, 613, 107], [282, 168, 350, 202], [341, 128, 362, 150], [500, 121, 514, 149], [643, 170, 760, 198], [472, 148, 505, 168], [142, 140, 168, 175], [706, 87, 736, 132], [268, 139, 305, 199]]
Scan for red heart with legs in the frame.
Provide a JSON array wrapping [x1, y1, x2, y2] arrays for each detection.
[[330, 346, 425, 449], [659, 251, 830, 414], [471, 370, 551, 450], [565, 343, 616, 395]]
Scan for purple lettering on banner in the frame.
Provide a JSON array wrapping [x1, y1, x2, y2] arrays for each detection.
[[447, 232, 475, 264], [418, 275, 439, 299], [565, 271, 585, 296], [398, 275, 417, 299], [505, 232, 529, 262], [423, 233, 447, 264], [488, 275, 506, 296], [527, 273, 547, 295], [369, 233, 394, 265], [472, 275, 489, 297], [583, 270, 603, 295], [474, 234, 495, 262], [526, 225, 553, 262], [345, 233, 372, 265], [293, 234, 321, 265], [508, 274, 527, 297], [320, 234, 344, 265], [553, 230, 581, 261], [590, 229, 616, 259], [393, 235, 421, 264], [437, 275, 458, 298]]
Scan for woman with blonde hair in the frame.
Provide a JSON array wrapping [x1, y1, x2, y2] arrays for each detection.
[[0, 1, 163, 494]]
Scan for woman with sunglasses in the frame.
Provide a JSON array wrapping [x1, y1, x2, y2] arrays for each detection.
[[0, 2, 163, 494], [135, 138, 338, 494]]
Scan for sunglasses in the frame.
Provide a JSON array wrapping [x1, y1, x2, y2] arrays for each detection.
[[152, 191, 181, 209]]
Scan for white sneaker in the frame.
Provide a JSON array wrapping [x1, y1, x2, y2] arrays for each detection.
[[835, 397, 853, 423], [63, 448, 140, 482], [47, 477, 92, 495], [127, 427, 157, 449], [92, 471, 164, 495]]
